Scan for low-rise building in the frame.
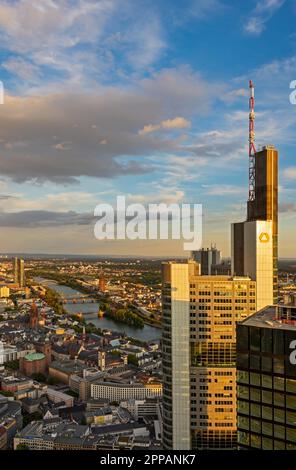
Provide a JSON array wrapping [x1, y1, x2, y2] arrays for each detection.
[[91, 380, 162, 402]]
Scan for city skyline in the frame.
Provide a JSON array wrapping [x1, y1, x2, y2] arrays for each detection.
[[0, 1, 295, 256]]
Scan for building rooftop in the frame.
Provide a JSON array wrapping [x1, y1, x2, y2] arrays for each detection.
[[24, 352, 45, 362], [240, 305, 296, 330]]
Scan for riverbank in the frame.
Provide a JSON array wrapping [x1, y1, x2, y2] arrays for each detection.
[[31, 269, 161, 329], [34, 276, 161, 342]]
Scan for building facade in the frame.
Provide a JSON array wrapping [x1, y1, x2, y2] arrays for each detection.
[[237, 305, 296, 450], [192, 247, 221, 275], [162, 260, 257, 450], [232, 145, 278, 307]]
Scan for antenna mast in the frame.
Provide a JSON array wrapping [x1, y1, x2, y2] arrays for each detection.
[[248, 80, 256, 201]]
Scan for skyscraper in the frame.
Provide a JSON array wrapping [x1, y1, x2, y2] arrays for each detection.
[[237, 305, 296, 450], [14, 257, 25, 288], [162, 260, 257, 449], [192, 246, 221, 275], [232, 145, 278, 308]]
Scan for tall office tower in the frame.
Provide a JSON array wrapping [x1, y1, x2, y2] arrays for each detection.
[[14, 257, 18, 284], [162, 260, 256, 450], [232, 145, 278, 309], [13, 257, 25, 287], [192, 246, 221, 275], [237, 305, 296, 450], [19, 258, 25, 288], [99, 275, 106, 292]]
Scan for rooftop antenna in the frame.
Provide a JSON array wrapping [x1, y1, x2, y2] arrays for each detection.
[[248, 80, 256, 202]]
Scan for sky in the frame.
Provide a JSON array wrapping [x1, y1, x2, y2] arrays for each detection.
[[0, 0, 295, 257]]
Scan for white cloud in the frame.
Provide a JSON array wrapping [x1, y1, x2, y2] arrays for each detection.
[[0, 67, 220, 184], [283, 167, 296, 180], [139, 116, 191, 135], [128, 190, 185, 205], [0, 0, 167, 87], [245, 0, 285, 36], [202, 184, 244, 196]]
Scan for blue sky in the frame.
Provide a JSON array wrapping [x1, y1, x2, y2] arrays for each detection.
[[0, 0, 295, 257]]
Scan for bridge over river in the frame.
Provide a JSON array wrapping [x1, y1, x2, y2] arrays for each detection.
[[61, 296, 97, 304]]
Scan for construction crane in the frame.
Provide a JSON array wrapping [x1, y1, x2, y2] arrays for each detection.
[[248, 80, 256, 202]]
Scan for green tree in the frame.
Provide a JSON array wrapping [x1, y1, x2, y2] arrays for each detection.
[[16, 443, 30, 450], [127, 354, 138, 366]]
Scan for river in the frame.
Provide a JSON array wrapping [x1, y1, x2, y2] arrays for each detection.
[[36, 278, 161, 342]]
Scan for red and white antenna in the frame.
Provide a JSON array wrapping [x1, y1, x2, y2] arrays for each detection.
[[248, 80, 256, 201]]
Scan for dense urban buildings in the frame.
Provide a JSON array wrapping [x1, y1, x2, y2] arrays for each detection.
[[237, 305, 296, 450]]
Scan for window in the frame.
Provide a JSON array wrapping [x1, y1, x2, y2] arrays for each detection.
[[238, 431, 249, 446], [274, 424, 285, 440], [250, 433, 261, 448], [250, 419, 261, 433], [250, 354, 260, 370], [250, 388, 261, 402], [262, 406, 272, 420], [262, 390, 272, 404], [273, 330, 284, 355], [250, 327, 260, 352], [273, 358, 284, 374], [274, 377, 285, 391], [286, 394, 296, 410], [274, 408, 285, 423], [237, 370, 249, 384], [274, 392, 285, 407], [262, 437, 273, 450], [238, 385, 249, 400], [274, 440, 285, 450], [286, 379, 296, 394], [261, 356, 272, 372], [261, 375, 272, 389], [250, 403, 260, 418], [262, 421, 273, 436], [250, 373, 260, 386], [238, 400, 249, 415], [286, 410, 296, 426], [286, 428, 296, 442], [261, 328, 272, 353]]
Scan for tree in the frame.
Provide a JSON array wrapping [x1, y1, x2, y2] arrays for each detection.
[[16, 443, 30, 450], [31, 373, 46, 383], [127, 354, 138, 366]]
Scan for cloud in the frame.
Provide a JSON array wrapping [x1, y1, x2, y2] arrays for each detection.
[[245, 0, 285, 36], [139, 116, 191, 135], [202, 184, 244, 196], [0, 67, 220, 184], [0, 0, 166, 87], [189, 0, 226, 19], [127, 190, 185, 205], [283, 167, 296, 180], [279, 202, 296, 213], [0, 210, 93, 228], [2, 57, 41, 82]]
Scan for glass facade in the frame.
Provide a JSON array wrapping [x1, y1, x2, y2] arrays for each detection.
[[237, 316, 296, 450]]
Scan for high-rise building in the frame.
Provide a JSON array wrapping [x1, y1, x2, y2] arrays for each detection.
[[14, 257, 25, 288], [237, 305, 296, 450], [99, 275, 106, 292], [29, 302, 39, 329], [192, 246, 221, 275], [232, 145, 278, 308], [162, 260, 257, 450]]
